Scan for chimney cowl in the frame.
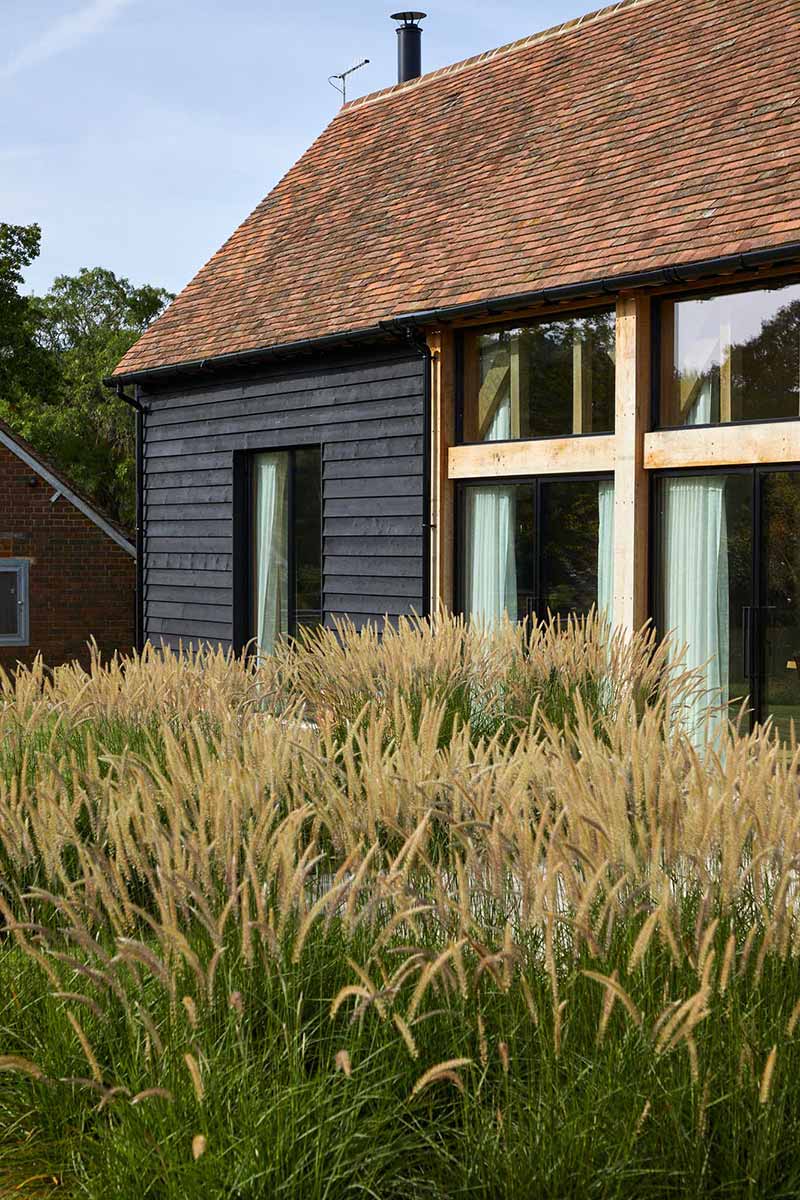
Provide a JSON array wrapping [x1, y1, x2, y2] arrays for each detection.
[[391, 11, 426, 84]]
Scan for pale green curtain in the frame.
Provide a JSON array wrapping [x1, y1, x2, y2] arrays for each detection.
[[661, 383, 729, 743], [464, 388, 517, 626], [597, 480, 614, 624], [253, 451, 289, 656]]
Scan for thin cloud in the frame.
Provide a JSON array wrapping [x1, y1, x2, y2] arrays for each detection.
[[1, 0, 133, 81]]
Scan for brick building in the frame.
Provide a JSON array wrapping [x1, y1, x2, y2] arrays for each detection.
[[0, 421, 135, 671]]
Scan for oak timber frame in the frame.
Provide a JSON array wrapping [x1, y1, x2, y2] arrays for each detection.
[[425, 270, 800, 634]]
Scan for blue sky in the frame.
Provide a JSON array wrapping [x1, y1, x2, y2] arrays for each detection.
[[3, 0, 602, 297]]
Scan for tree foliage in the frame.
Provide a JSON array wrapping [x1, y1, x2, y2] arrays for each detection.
[[0, 224, 172, 528]]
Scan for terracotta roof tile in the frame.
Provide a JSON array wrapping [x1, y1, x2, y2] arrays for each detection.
[[115, 0, 800, 377]]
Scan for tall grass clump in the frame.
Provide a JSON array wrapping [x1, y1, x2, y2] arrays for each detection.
[[0, 612, 798, 1197]]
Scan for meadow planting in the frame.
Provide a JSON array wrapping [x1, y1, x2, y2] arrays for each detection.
[[0, 614, 799, 1196]]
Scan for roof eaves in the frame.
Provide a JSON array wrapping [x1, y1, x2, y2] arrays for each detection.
[[108, 240, 800, 385]]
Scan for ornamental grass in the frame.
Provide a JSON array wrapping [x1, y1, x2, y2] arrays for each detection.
[[0, 613, 799, 1197]]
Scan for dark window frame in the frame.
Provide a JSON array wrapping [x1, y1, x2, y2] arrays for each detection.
[[454, 305, 617, 448], [454, 470, 614, 619], [0, 558, 29, 647], [652, 274, 800, 433], [232, 445, 323, 656]]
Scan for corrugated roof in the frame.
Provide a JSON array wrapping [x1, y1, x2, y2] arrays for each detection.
[[114, 0, 800, 378]]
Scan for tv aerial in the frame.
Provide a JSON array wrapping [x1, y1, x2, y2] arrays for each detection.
[[328, 57, 370, 105]]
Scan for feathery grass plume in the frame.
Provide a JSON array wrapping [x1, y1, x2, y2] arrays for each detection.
[[1, 612, 800, 1191]]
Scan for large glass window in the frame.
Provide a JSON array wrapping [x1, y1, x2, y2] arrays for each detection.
[[461, 477, 614, 626], [461, 309, 616, 443], [252, 447, 321, 655], [659, 281, 800, 427]]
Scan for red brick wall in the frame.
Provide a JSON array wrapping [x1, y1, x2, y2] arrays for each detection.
[[0, 443, 135, 672]]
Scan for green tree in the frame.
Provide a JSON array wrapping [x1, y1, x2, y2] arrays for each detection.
[[0, 222, 57, 402], [0, 252, 172, 529]]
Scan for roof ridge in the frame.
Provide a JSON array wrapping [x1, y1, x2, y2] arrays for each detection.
[[339, 0, 660, 115]]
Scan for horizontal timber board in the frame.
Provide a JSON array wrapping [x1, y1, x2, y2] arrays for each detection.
[[146, 417, 423, 458], [324, 516, 422, 538], [449, 436, 616, 479], [146, 552, 232, 571], [325, 555, 422, 577], [146, 400, 423, 445], [145, 502, 232, 522], [144, 452, 232, 474], [148, 537, 231, 554], [325, 436, 422, 460], [147, 376, 422, 429], [147, 519, 230, 538], [324, 456, 422, 479], [147, 600, 232, 622], [324, 496, 423, 519], [144, 569, 233, 590], [324, 536, 422, 557], [145, 356, 421, 411], [146, 617, 232, 638], [324, 595, 420, 617], [324, 475, 422, 499], [145, 582, 231, 603], [147, 486, 233, 505], [325, 575, 423, 598], [644, 423, 800, 469]]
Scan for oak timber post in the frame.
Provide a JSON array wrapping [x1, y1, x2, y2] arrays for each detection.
[[613, 295, 651, 633]]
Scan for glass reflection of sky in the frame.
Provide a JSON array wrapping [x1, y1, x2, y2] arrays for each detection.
[[676, 283, 800, 377]]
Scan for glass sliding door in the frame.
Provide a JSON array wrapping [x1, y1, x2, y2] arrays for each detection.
[[655, 466, 800, 740], [655, 473, 753, 739], [760, 471, 800, 740], [461, 476, 613, 628], [251, 446, 321, 655]]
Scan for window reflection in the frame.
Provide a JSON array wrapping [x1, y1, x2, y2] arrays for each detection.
[[661, 282, 800, 427], [463, 309, 616, 442]]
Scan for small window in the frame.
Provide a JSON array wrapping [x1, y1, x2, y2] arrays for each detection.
[[461, 308, 616, 443], [659, 281, 800, 427], [0, 559, 29, 646], [251, 447, 321, 655]]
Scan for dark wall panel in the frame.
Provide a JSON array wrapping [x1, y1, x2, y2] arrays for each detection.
[[141, 347, 424, 650]]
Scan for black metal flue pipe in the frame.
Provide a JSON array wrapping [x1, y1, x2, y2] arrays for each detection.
[[391, 12, 426, 83]]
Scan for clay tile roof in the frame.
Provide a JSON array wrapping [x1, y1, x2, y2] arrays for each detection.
[[114, 0, 800, 379]]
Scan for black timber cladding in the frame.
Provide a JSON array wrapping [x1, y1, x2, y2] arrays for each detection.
[[140, 346, 424, 650]]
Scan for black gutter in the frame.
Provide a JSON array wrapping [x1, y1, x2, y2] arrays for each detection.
[[104, 326, 394, 388], [387, 243, 800, 329], [103, 241, 800, 388], [115, 382, 146, 653]]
